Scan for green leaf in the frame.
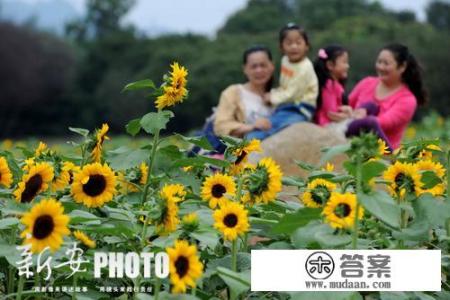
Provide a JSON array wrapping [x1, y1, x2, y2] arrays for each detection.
[[216, 267, 250, 298], [107, 147, 148, 170], [271, 208, 321, 235], [191, 228, 219, 249], [420, 170, 442, 189], [282, 176, 305, 187], [69, 127, 89, 137], [320, 144, 350, 165], [140, 111, 174, 135], [294, 160, 315, 171], [361, 160, 387, 182], [122, 79, 156, 92], [392, 221, 430, 242], [414, 193, 450, 227], [0, 217, 20, 229], [291, 221, 326, 248], [175, 134, 214, 151], [358, 191, 401, 229], [379, 292, 410, 300], [126, 118, 142, 136], [315, 227, 352, 248], [289, 291, 362, 300], [172, 156, 229, 168], [69, 210, 101, 225]]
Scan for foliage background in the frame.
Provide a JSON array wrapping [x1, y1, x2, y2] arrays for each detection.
[[0, 0, 450, 137]]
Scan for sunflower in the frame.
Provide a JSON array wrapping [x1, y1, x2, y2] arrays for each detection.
[[246, 157, 282, 204], [20, 198, 70, 253], [155, 62, 188, 110], [157, 184, 183, 233], [22, 157, 35, 172], [230, 139, 262, 174], [14, 162, 54, 203], [71, 163, 116, 208], [415, 160, 445, 196], [322, 163, 335, 172], [0, 156, 13, 188], [201, 173, 236, 209], [213, 201, 249, 241], [301, 178, 336, 208], [35, 141, 48, 156], [91, 124, 110, 163], [323, 192, 364, 229], [161, 183, 186, 202], [418, 144, 442, 161], [378, 139, 390, 156], [51, 162, 71, 192], [73, 230, 96, 248], [182, 213, 199, 231], [166, 240, 203, 294], [63, 161, 80, 185], [383, 161, 423, 197]]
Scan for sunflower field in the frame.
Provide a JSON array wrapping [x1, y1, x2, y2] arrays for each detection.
[[0, 63, 449, 300]]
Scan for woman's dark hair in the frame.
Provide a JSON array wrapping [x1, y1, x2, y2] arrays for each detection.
[[279, 23, 310, 46], [313, 45, 348, 113], [381, 43, 428, 105], [242, 45, 274, 92]]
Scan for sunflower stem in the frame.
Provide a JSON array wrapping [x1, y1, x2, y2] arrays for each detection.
[[154, 276, 161, 300], [16, 276, 24, 300], [231, 239, 238, 272], [352, 156, 362, 249], [72, 273, 77, 300], [8, 227, 17, 294]]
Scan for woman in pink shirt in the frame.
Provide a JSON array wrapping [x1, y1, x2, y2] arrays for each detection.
[[329, 43, 427, 150]]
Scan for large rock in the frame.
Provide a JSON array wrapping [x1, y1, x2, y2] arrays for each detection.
[[259, 122, 347, 176], [249, 123, 348, 200]]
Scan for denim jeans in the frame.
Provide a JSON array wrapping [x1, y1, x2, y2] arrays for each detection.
[[246, 102, 315, 141]]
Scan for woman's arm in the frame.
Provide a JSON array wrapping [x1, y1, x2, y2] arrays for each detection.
[[377, 95, 417, 131], [214, 86, 247, 136]]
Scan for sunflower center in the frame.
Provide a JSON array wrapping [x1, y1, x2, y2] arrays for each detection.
[[32, 215, 54, 239], [82, 174, 106, 197], [235, 151, 247, 165], [21, 174, 43, 203], [212, 184, 226, 198], [311, 186, 330, 205], [175, 255, 189, 278], [334, 203, 351, 218], [224, 213, 238, 228], [394, 173, 414, 192]]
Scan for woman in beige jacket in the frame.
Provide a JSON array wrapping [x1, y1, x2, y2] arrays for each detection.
[[214, 45, 275, 138]]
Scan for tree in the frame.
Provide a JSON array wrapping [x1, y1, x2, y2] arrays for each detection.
[[427, 0, 450, 31]]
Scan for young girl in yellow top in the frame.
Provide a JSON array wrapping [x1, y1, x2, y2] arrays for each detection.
[[247, 23, 318, 140]]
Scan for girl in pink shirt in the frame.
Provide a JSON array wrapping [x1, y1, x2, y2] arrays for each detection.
[[329, 43, 427, 150]]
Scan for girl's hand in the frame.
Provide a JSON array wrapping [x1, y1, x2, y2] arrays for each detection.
[[327, 111, 349, 122], [352, 108, 367, 119], [262, 93, 272, 105], [338, 105, 353, 116], [254, 118, 272, 130]]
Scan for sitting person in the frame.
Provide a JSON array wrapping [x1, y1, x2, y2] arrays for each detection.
[[328, 43, 428, 150], [213, 45, 275, 140], [246, 23, 318, 140]]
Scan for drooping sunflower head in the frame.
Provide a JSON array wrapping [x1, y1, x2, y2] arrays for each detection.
[[377, 139, 390, 156], [157, 184, 185, 234], [213, 201, 249, 241], [0, 156, 13, 188], [201, 173, 236, 209], [417, 144, 442, 161], [246, 157, 282, 204], [323, 192, 364, 229], [91, 124, 110, 163], [139, 162, 149, 185], [63, 161, 80, 185], [166, 240, 203, 294], [14, 162, 54, 203], [161, 183, 186, 203], [233, 139, 262, 166], [155, 62, 188, 110], [71, 163, 116, 208], [20, 198, 70, 253], [415, 160, 445, 196], [301, 178, 337, 208], [383, 161, 423, 197], [73, 230, 96, 249], [51, 161, 71, 192], [35, 141, 48, 157]]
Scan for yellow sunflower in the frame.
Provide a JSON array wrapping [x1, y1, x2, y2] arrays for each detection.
[[418, 144, 442, 161], [91, 123, 110, 163], [139, 162, 149, 185], [322, 163, 335, 172], [182, 213, 199, 231], [14, 162, 54, 203], [201, 173, 236, 208], [35, 141, 49, 157], [166, 240, 203, 294], [73, 230, 96, 248], [51, 162, 71, 192], [157, 184, 184, 233], [63, 161, 80, 185], [155, 62, 188, 110], [230, 139, 262, 175], [0, 156, 13, 188], [22, 157, 35, 172], [247, 157, 282, 204], [378, 139, 390, 156], [415, 160, 445, 196], [383, 161, 423, 197], [301, 178, 336, 208], [213, 201, 249, 241], [323, 192, 364, 229], [20, 198, 70, 253], [71, 163, 116, 208]]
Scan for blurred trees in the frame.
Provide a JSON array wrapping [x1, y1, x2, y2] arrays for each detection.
[[0, 0, 450, 137], [427, 0, 450, 31]]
